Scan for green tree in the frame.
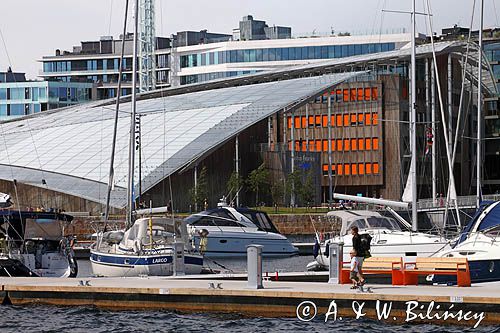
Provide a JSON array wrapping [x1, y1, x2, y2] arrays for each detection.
[[270, 179, 284, 207], [189, 166, 208, 210], [298, 170, 315, 208], [247, 163, 269, 206], [226, 171, 244, 204], [285, 169, 302, 207]]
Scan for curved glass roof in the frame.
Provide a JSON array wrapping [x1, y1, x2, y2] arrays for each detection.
[[0, 72, 362, 208]]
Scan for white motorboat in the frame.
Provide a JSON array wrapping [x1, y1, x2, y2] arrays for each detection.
[[0, 210, 78, 278], [307, 210, 451, 270], [90, 216, 203, 277], [185, 205, 298, 258], [432, 201, 500, 283]]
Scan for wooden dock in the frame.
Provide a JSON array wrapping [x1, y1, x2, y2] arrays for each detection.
[[1, 276, 500, 327]]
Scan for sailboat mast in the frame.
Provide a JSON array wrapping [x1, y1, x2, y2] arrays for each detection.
[[126, 0, 139, 228], [410, 0, 418, 231], [477, 0, 484, 208]]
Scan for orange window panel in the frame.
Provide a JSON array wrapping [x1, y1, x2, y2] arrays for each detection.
[[344, 164, 351, 175], [352, 163, 358, 175], [358, 163, 365, 175], [350, 114, 357, 126], [316, 140, 322, 152], [365, 113, 372, 125], [336, 139, 343, 151], [331, 115, 335, 127], [364, 87, 371, 101], [372, 87, 378, 100], [351, 138, 357, 151], [315, 115, 322, 127], [322, 115, 329, 127], [332, 164, 336, 173], [294, 116, 301, 128], [350, 88, 356, 101], [358, 113, 364, 125], [337, 164, 343, 175], [301, 116, 307, 128], [336, 89, 342, 97], [358, 138, 365, 150], [366, 163, 372, 174], [343, 114, 349, 126], [373, 162, 380, 174], [372, 113, 379, 125], [302, 141, 307, 151], [323, 140, 328, 152], [308, 116, 314, 126], [295, 141, 300, 151], [287, 117, 292, 129], [344, 139, 350, 151], [366, 138, 372, 150], [288, 141, 292, 150], [336, 114, 343, 127], [331, 139, 335, 151], [357, 88, 364, 101], [322, 164, 329, 172], [373, 138, 379, 150], [343, 89, 349, 102]]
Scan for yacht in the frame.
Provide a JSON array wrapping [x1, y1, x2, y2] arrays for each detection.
[[0, 210, 78, 277], [307, 210, 451, 270], [90, 216, 203, 277], [185, 205, 298, 258], [432, 201, 500, 283]]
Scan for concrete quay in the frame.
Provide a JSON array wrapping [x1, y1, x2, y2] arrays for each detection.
[[1, 276, 500, 327]]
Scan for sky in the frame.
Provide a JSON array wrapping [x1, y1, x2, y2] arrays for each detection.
[[0, 0, 499, 79]]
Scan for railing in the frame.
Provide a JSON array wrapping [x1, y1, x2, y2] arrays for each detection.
[[416, 194, 500, 210]]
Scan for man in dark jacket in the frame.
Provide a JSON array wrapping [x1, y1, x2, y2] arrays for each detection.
[[351, 226, 365, 285]]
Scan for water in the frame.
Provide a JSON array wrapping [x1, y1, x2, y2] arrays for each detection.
[[77, 256, 316, 278], [0, 305, 497, 332]]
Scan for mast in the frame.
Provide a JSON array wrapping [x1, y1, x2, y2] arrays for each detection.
[[126, 0, 139, 228], [477, 0, 484, 208], [104, 0, 130, 223], [410, 0, 418, 231]]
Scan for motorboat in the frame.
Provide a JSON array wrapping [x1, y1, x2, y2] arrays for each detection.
[[432, 201, 500, 283], [307, 210, 451, 270], [0, 210, 78, 277], [185, 205, 298, 258], [90, 216, 203, 277]]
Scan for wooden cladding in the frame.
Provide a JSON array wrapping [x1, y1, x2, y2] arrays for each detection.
[[287, 112, 379, 129]]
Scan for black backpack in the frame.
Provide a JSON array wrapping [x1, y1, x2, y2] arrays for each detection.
[[359, 233, 372, 256]]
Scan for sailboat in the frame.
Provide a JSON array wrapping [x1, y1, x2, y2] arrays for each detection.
[[89, 0, 203, 277]]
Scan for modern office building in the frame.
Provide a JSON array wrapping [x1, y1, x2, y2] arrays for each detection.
[[39, 33, 171, 99], [236, 15, 291, 41], [0, 68, 94, 118]]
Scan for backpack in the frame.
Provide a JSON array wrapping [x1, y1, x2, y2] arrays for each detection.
[[359, 233, 372, 257]]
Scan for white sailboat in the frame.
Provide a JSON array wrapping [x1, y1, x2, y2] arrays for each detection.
[[90, 0, 203, 277]]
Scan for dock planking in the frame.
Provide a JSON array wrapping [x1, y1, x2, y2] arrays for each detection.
[[1, 276, 500, 327]]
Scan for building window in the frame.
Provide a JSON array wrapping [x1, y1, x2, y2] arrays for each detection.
[[357, 88, 364, 101], [0, 104, 6, 115], [343, 114, 349, 126], [295, 116, 301, 128], [365, 113, 372, 125], [322, 115, 328, 127], [350, 114, 357, 126], [344, 164, 351, 175], [301, 116, 307, 128], [358, 138, 365, 150], [337, 164, 343, 175], [343, 89, 349, 102], [373, 138, 379, 150], [366, 163, 372, 174], [344, 139, 350, 151], [351, 139, 357, 151], [323, 140, 328, 151], [10, 104, 25, 116], [287, 117, 292, 129], [336, 139, 343, 151], [364, 88, 371, 101], [372, 113, 379, 125], [350, 88, 357, 101], [352, 163, 358, 175], [358, 163, 365, 175], [373, 162, 380, 174], [372, 87, 378, 100], [0, 88, 6, 100], [366, 138, 372, 150]]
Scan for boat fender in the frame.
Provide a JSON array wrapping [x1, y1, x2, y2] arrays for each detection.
[[133, 239, 143, 254]]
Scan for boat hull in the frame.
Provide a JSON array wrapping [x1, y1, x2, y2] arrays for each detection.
[[90, 250, 203, 277]]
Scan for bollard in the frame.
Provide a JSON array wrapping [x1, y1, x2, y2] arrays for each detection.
[[247, 244, 263, 289], [173, 241, 185, 276], [328, 242, 344, 284]]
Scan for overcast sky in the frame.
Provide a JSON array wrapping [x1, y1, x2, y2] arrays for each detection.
[[1, 0, 499, 79]]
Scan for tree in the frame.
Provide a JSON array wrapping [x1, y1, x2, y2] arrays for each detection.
[[226, 171, 244, 205], [285, 170, 302, 207], [270, 179, 284, 207], [247, 163, 269, 206], [189, 166, 208, 210], [299, 170, 315, 208]]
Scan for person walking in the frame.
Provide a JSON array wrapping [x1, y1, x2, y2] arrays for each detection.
[[351, 226, 366, 286], [349, 249, 360, 289]]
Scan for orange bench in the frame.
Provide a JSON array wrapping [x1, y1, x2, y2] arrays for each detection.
[[403, 257, 471, 287], [339, 256, 404, 285]]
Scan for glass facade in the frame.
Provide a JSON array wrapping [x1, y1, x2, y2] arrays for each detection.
[[180, 43, 396, 68], [180, 70, 261, 85]]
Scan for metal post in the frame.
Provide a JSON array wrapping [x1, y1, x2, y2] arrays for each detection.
[[328, 242, 343, 284], [410, 0, 418, 231], [235, 135, 240, 207], [290, 110, 295, 207], [137, 115, 142, 204], [477, 0, 484, 208], [448, 54, 453, 156], [431, 59, 437, 202], [327, 93, 333, 205], [247, 244, 263, 289], [173, 241, 185, 276], [194, 165, 198, 212], [267, 116, 272, 148]]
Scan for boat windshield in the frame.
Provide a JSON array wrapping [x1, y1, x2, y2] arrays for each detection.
[[241, 211, 279, 233], [365, 217, 401, 230], [188, 215, 246, 228]]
